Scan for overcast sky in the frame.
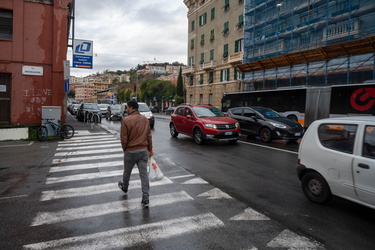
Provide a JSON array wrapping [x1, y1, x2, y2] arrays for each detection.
[[67, 0, 188, 77]]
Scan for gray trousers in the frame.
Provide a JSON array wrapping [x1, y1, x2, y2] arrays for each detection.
[[122, 150, 149, 201]]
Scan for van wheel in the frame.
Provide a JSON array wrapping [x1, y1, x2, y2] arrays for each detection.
[[301, 172, 332, 204], [259, 127, 272, 143], [194, 128, 205, 145], [170, 124, 179, 137]]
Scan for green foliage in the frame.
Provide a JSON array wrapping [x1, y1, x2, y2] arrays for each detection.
[[138, 79, 176, 104], [174, 95, 184, 106], [28, 126, 38, 141], [67, 90, 75, 98], [177, 66, 183, 97]]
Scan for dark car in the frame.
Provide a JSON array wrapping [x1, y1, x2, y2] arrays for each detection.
[[106, 105, 122, 121], [76, 103, 101, 122], [169, 104, 240, 145], [150, 105, 159, 113], [165, 107, 176, 115], [227, 106, 304, 143]]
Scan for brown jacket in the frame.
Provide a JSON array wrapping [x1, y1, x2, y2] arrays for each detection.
[[120, 110, 153, 152]]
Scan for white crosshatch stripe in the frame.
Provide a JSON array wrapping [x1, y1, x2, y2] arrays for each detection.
[[61, 135, 115, 141], [49, 161, 124, 173], [52, 153, 124, 164], [54, 147, 123, 156], [58, 138, 118, 145], [31, 191, 193, 226], [41, 178, 173, 201], [57, 140, 119, 147], [25, 213, 224, 250], [57, 143, 121, 151], [45, 170, 123, 184]]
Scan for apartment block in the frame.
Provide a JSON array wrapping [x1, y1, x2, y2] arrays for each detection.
[[183, 0, 245, 107], [239, 0, 375, 90]]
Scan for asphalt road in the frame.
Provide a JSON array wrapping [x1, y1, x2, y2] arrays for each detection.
[[102, 116, 375, 250]]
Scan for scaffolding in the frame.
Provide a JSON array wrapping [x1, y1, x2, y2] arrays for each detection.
[[240, 0, 375, 90]]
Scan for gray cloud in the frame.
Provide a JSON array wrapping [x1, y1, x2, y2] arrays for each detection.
[[68, 0, 187, 76]]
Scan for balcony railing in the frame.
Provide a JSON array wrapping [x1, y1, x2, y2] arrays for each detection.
[[228, 52, 243, 64], [200, 61, 216, 70], [182, 66, 194, 75]]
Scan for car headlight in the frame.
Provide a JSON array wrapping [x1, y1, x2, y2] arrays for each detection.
[[270, 122, 287, 129], [150, 113, 153, 117], [204, 123, 217, 129], [235, 122, 239, 128]]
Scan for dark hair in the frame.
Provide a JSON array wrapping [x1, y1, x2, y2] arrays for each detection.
[[127, 101, 138, 110]]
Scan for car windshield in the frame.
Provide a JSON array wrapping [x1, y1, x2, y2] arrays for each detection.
[[84, 103, 99, 110], [193, 107, 225, 118], [111, 105, 121, 111], [98, 104, 108, 109], [139, 103, 150, 112], [253, 107, 284, 118]]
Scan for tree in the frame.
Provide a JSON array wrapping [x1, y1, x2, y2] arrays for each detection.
[[176, 66, 183, 96], [67, 90, 75, 98]]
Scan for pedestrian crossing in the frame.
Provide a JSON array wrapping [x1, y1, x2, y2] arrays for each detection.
[[23, 130, 324, 249]]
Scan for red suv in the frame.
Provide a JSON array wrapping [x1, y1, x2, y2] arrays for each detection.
[[169, 104, 240, 145]]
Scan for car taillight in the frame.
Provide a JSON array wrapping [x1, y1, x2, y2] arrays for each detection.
[[297, 159, 300, 164]]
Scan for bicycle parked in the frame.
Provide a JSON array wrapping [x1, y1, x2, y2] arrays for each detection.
[[37, 119, 75, 142]]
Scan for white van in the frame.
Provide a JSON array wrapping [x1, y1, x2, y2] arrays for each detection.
[[120, 102, 155, 128]]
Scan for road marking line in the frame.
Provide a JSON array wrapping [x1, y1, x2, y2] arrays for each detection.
[[49, 160, 124, 173], [31, 191, 193, 226], [198, 188, 233, 199], [58, 139, 119, 147], [45, 170, 123, 184], [41, 177, 173, 201], [169, 174, 196, 179], [25, 213, 224, 250], [239, 140, 298, 154], [181, 177, 209, 184], [57, 143, 121, 151], [62, 135, 115, 141], [230, 207, 270, 221], [52, 153, 124, 164], [54, 147, 123, 156], [267, 229, 324, 248]]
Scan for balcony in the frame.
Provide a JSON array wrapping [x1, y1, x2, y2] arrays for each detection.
[[228, 52, 243, 65], [199, 61, 216, 70], [182, 66, 194, 75]]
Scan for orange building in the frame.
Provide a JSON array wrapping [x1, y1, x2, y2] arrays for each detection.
[[0, 0, 73, 128]]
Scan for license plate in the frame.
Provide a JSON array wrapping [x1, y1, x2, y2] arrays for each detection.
[[225, 132, 233, 135], [294, 133, 301, 136]]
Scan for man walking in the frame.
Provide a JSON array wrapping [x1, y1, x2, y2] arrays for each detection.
[[118, 101, 153, 207]]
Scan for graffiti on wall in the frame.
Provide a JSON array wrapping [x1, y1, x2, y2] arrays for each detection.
[[23, 89, 52, 114]]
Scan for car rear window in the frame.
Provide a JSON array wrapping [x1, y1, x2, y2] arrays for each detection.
[[318, 124, 357, 154]]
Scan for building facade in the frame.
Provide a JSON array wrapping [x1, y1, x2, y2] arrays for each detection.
[[240, 0, 375, 90], [183, 0, 245, 107], [0, 0, 73, 127]]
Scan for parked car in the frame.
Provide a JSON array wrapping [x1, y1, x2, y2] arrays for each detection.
[[76, 103, 101, 122], [106, 105, 122, 121], [165, 106, 176, 115], [297, 116, 375, 209], [150, 105, 159, 113], [169, 104, 240, 145], [120, 102, 155, 128], [69, 103, 80, 115], [227, 106, 304, 143], [97, 104, 108, 117]]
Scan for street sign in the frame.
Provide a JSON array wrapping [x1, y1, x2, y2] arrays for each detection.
[[72, 39, 93, 69], [63, 60, 70, 80], [64, 80, 70, 93]]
